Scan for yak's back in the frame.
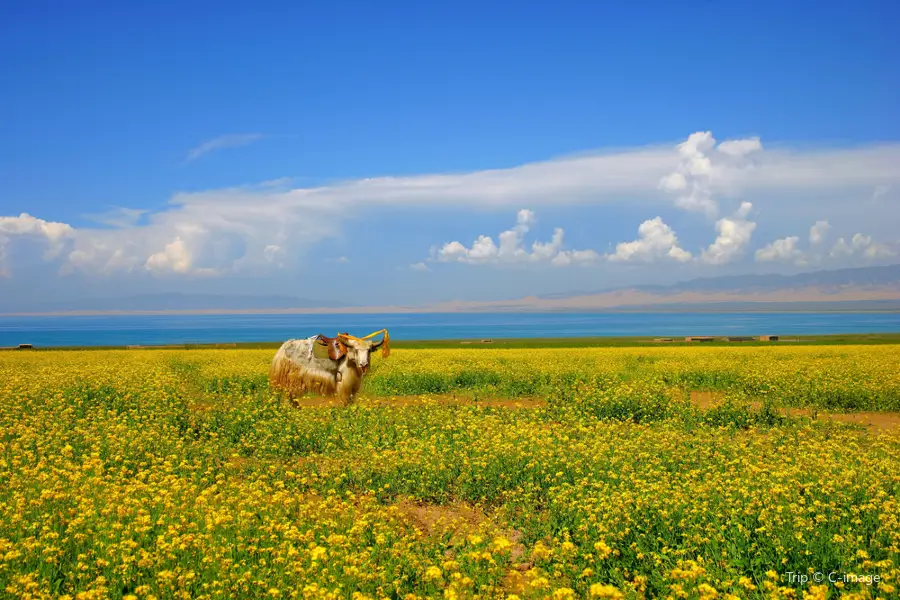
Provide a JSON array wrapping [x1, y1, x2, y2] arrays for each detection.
[[269, 337, 340, 398], [272, 337, 339, 373]]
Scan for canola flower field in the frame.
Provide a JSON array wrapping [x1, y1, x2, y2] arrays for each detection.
[[1, 345, 899, 600]]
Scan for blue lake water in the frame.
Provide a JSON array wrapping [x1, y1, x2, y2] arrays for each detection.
[[1, 312, 899, 347]]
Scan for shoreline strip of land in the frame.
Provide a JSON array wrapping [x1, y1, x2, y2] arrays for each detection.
[[5, 332, 900, 351]]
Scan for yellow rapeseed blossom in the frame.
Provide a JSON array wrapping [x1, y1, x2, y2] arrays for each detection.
[[802, 585, 829, 600], [588, 583, 625, 598]]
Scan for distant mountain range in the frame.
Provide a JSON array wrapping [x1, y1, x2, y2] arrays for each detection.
[[450, 263, 900, 312], [3, 264, 900, 315], [539, 263, 900, 299]]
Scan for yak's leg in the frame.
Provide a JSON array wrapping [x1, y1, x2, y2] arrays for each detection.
[[337, 381, 352, 406], [345, 376, 363, 406], [332, 370, 347, 405]]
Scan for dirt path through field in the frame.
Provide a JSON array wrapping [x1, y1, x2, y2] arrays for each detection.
[[289, 394, 547, 409], [688, 390, 900, 432], [285, 390, 900, 432]]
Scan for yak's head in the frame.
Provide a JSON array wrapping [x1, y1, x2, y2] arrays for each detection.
[[337, 330, 390, 375]]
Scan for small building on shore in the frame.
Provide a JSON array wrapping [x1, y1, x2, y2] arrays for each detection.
[[759, 335, 779, 342], [684, 336, 715, 342]]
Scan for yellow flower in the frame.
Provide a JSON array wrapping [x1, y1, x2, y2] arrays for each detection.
[[593, 540, 613, 559], [802, 585, 829, 600], [309, 545, 327, 561], [589, 583, 625, 598], [531, 541, 552, 561], [697, 583, 718, 599], [492, 536, 513, 552]]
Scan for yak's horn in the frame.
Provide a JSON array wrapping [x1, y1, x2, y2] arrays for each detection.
[[336, 329, 390, 358], [362, 328, 390, 358]]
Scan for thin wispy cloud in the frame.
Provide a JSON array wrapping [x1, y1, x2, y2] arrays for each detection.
[[83, 206, 149, 229], [184, 133, 266, 163], [873, 185, 890, 201]]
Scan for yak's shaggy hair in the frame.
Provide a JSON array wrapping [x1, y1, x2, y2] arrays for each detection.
[[268, 334, 378, 405], [269, 358, 362, 404]]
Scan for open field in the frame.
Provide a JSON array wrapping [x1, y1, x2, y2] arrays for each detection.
[[2, 345, 900, 599]]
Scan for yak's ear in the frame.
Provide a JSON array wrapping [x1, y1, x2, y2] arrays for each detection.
[[327, 340, 347, 361]]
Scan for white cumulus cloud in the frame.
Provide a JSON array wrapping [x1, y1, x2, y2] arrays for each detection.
[[700, 202, 757, 265], [809, 220, 831, 244], [657, 132, 763, 217], [0, 213, 76, 275], [830, 233, 896, 260], [755, 236, 806, 265], [433, 209, 600, 267], [0, 213, 75, 258], [607, 217, 692, 263], [145, 238, 194, 274]]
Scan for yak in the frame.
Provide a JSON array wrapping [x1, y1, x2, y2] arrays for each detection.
[[269, 329, 390, 405]]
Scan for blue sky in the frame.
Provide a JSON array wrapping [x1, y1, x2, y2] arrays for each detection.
[[1, 0, 899, 309]]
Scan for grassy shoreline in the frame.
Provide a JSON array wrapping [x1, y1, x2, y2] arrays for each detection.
[[5, 331, 900, 351]]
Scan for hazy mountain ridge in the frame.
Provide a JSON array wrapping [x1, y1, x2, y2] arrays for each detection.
[[3, 265, 899, 316], [660, 264, 900, 293], [539, 264, 900, 300], [595, 300, 900, 312]]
